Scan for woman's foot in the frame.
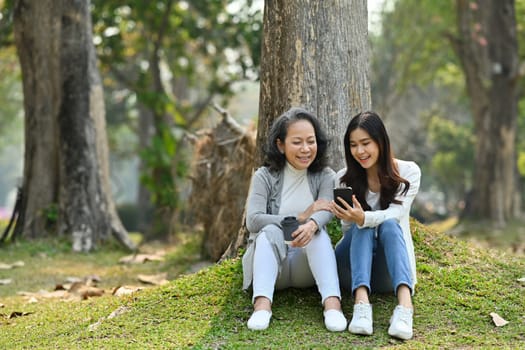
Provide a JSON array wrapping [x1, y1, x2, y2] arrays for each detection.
[[247, 297, 272, 331], [388, 305, 413, 340], [348, 301, 373, 335], [247, 310, 272, 330], [323, 296, 347, 332]]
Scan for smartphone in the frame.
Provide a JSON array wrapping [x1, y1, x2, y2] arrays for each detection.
[[333, 187, 353, 208]]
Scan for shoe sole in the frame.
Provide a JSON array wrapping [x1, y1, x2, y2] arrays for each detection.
[[349, 326, 373, 335]]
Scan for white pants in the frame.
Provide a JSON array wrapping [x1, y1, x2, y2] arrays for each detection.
[[252, 229, 341, 305]]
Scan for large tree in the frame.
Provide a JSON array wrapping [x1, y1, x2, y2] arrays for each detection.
[[256, 0, 371, 170], [369, 0, 524, 224], [452, 0, 520, 224], [223, 0, 371, 258], [13, 0, 135, 251]]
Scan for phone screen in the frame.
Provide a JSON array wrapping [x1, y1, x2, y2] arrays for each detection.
[[333, 187, 353, 208]]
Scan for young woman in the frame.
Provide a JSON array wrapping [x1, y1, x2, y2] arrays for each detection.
[[242, 107, 347, 332], [332, 111, 421, 340]]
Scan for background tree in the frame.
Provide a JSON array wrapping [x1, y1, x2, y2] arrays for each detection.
[[91, 0, 262, 237], [12, 0, 134, 251], [452, 0, 520, 224], [370, 0, 524, 225], [223, 0, 371, 258]]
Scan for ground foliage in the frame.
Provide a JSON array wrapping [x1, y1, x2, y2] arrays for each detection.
[[0, 221, 524, 349]]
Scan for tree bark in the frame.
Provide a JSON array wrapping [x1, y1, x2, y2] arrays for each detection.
[[257, 0, 371, 170], [13, 0, 61, 238], [455, 0, 520, 224], [222, 0, 371, 259], [13, 0, 135, 251]]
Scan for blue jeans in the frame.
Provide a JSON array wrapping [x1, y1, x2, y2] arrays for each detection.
[[335, 219, 413, 296]]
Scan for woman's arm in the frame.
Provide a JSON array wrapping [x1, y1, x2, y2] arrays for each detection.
[[245, 168, 285, 233], [360, 161, 421, 228], [307, 168, 335, 228]]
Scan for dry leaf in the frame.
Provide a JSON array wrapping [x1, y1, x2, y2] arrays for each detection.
[[137, 273, 169, 286], [10, 261, 25, 268], [112, 285, 144, 296], [0, 303, 4, 308], [27, 297, 38, 304], [68, 283, 104, 299], [0, 261, 25, 269], [490, 312, 509, 327], [65, 277, 83, 284], [38, 290, 70, 299], [18, 289, 69, 300], [88, 306, 130, 331], [119, 252, 165, 264], [517, 277, 525, 284], [6, 311, 33, 319], [0, 279, 13, 285]]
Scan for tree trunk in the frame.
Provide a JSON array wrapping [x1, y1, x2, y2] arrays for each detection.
[[13, 0, 61, 238], [13, 0, 135, 251], [257, 0, 371, 170], [454, 0, 520, 224], [222, 0, 371, 259], [137, 104, 154, 233]]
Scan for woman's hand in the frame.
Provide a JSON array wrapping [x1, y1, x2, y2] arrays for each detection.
[[331, 195, 365, 226], [290, 219, 318, 248], [297, 199, 331, 223]]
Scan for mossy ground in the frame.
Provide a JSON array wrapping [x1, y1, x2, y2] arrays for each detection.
[[0, 221, 524, 349]]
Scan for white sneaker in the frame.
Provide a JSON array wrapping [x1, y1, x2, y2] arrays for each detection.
[[388, 305, 413, 340], [348, 302, 373, 335], [247, 310, 272, 330], [323, 309, 347, 332]]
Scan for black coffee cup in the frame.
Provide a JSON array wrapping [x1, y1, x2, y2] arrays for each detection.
[[281, 216, 299, 243]]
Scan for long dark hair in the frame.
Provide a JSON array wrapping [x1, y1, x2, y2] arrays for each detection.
[[263, 107, 329, 173], [340, 111, 409, 210]]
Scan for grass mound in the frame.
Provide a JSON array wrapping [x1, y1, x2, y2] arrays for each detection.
[[1, 221, 524, 349]]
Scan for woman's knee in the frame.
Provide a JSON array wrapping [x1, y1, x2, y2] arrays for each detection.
[[378, 219, 402, 238], [381, 218, 401, 230], [255, 231, 270, 245], [257, 224, 282, 243]]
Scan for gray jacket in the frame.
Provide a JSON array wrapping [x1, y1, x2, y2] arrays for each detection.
[[242, 166, 335, 290]]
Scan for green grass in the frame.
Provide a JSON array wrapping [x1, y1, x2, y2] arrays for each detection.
[[1, 221, 524, 349]]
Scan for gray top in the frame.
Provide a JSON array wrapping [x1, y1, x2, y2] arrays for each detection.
[[242, 166, 335, 289]]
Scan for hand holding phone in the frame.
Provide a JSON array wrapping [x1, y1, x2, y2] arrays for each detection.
[[333, 187, 353, 208]]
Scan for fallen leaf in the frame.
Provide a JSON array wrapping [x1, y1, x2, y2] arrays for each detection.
[[6, 311, 33, 319], [68, 282, 104, 299], [79, 286, 104, 299], [27, 297, 38, 304], [10, 261, 25, 268], [517, 277, 525, 284], [119, 252, 165, 264], [88, 306, 130, 331], [137, 273, 169, 286], [68, 281, 87, 293], [0, 279, 12, 285], [65, 277, 83, 284], [112, 285, 144, 296], [37, 290, 70, 299], [0, 261, 25, 269], [18, 289, 69, 300], [0, 303, 4, 308], [490, 312, 509, 327], [55, 284, 69, 291], [107, 306, 131, 319], [84, 275, 101, 285]]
